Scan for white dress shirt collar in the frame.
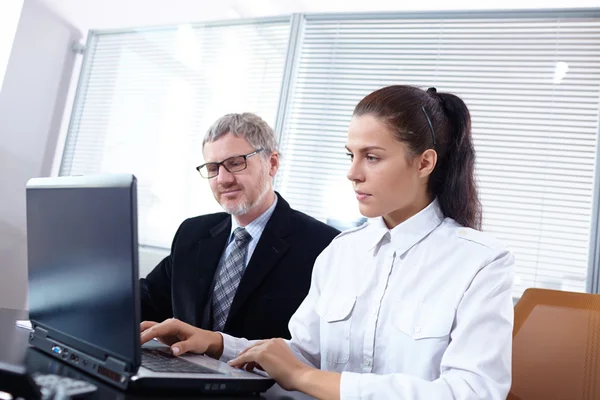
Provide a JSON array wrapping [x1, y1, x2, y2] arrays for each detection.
[[230, 195, 278, 241], [366, 199, 445, 256]]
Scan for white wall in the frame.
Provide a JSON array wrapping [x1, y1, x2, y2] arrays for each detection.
[[0, 0, 81, 309], [139, 247, 169, 278], [0, 1, 24, 93]]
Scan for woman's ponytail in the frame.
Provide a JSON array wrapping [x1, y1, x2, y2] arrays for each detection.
[[431, 92, 481, 230]]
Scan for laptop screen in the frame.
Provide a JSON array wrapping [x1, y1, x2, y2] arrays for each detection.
[[26, 175, 140, 365]]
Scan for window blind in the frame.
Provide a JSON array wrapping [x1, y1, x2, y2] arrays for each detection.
[[60, 19, 291, 248], [276, 15, 600, 296]]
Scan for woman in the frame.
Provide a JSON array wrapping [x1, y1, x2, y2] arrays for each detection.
[[141, 85, 515, 399]]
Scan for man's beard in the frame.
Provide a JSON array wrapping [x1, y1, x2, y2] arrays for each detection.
[[219, 169, 271, 216]]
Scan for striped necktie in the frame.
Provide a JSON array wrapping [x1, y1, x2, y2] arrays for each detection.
[[211, 227, 252, 332]]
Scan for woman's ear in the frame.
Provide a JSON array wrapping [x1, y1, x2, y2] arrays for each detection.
[[418, 149, 437, 179]]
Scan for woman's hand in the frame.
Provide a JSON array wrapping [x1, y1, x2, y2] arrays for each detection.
[[227, 338, 314, 391], [140, 319, 224, 359]]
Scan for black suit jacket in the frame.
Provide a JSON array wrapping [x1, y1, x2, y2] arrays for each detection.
[[140, 193, 339, 340]]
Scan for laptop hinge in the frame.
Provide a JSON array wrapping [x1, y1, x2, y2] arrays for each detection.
[[105, 356, 128, 374], [31, 326, 48, 341], [98, 356, 131, 389], [29, 326, 49, 349]]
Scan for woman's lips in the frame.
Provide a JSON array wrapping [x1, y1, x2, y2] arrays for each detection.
[[355, 191, 372, 201]]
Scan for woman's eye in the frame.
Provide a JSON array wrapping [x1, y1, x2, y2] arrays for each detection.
[[366, 155, 379, 162], [346, 152, 354, 160]]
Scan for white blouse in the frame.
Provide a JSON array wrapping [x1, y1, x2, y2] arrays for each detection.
[[221, 200, 515, 399]]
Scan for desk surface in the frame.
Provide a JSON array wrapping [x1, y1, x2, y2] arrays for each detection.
[[0, 308, 311, 400]]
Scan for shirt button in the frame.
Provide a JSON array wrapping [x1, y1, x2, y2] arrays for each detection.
[[365, 359, 372, 367], [414, 327, 421, 333]]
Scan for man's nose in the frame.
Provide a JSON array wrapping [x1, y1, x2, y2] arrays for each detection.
[[217, 164, 235, 184]]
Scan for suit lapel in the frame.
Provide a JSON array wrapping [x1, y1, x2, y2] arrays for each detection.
[[191, 217, 231, 326], [226, 194, 292, 324]]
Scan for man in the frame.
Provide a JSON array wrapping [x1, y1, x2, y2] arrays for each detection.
[[140, 113, 339, 340]]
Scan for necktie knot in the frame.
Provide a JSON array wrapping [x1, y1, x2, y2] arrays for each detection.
[[233, 227, 251, 244]]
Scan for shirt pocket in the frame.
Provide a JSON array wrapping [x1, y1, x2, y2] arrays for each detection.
[[316, 296, 356, 364], [393, 300, 455, 341]]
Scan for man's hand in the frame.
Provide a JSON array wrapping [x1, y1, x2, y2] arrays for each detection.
[[140, 319, 224, 359]]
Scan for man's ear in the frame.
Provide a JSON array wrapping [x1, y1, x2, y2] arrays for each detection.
[[269, 151, 279, 177]]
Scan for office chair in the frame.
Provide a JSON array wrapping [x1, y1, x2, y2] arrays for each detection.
[[508, 288, 600, 400]]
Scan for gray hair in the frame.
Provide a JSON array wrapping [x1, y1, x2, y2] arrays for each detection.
[[203, 113, 278, 154]]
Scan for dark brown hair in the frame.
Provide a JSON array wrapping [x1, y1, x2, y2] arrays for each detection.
[[353, 85, 481, 230]]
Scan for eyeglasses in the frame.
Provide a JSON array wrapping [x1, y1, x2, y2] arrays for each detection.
[[196, 149, 264, 179]]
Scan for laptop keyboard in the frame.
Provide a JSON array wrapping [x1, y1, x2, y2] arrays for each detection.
[[142, 349, 221, 374]]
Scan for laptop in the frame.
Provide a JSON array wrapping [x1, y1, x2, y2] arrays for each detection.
[[25, 174, 275, 395]]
